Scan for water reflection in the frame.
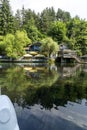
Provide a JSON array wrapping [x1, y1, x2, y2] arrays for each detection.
[[14, 99, 87, 130], [58, 64, 81, 78], [0, 63, 87, 130]]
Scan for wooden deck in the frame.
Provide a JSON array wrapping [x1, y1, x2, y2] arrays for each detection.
[[57, 50, 82, 63]]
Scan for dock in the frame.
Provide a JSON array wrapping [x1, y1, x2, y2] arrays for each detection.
[[56, 49, 84, 63]]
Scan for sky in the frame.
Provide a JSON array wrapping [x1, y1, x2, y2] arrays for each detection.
[[10, 0, 87, 20]]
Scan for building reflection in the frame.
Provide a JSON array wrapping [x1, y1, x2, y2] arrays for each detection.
[[57, 64, 81, 78]]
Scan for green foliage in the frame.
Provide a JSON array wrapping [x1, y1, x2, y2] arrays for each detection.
[[14, 30, 31, 58], [0, 40, 6, 55], [56, 8, 71, 22], [67, 18, 87, 55], [0, 0, 14, 35], [25, 25, 44, 42], [14, 10, 21, 31], [1, 30, 31, 59], [40, 7, 56, 34], [21, 8, 36, 28], [15, 30, 31, 47], [0, 35, 4, 41], [48, 21, 67, 44], [41, 37, 59, 58], [76, 20, 87, 55], [0, 1, 87, 57], [4, 34, 16, 58]]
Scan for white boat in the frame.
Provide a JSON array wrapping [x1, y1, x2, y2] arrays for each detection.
[[0, 95, 19, 130]]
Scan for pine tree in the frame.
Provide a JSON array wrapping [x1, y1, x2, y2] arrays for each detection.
[[40, 7, 56, 34], [21, 6, 26, 29], [0, 0, 14, 35], [14, 9, 21, 31]]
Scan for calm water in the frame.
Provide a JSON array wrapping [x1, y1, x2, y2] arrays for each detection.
[[0, 63, 87, 130]]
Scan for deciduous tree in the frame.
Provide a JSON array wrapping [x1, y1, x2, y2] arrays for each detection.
[[41, 37, 59, 58]]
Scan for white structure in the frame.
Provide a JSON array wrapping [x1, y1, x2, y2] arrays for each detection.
[[0, 95, 19, 130]]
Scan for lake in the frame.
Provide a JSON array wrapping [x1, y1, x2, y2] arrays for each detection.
[[0, 63, 87, 130]]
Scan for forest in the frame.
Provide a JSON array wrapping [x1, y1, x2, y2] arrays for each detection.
[[0, 0, 87, 59]]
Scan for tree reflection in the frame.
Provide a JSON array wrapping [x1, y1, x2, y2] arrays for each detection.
[[0, 64, 87, 109], [0, 64, 59, 105]]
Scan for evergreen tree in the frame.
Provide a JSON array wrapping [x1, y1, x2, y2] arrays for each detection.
[[0, 0, 14, 35], [14, 9, 21, 31], [40, 7, 56, 34], [21, 6, 26, 29], [22, 8, 36, 29], [76, 20, 87, 55], [56, 8, 71, 22]]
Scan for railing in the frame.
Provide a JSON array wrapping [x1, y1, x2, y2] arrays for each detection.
[[63, 53, 82, 63]]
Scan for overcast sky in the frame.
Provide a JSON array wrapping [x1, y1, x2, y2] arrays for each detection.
[[10, 0, 87, 19]]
